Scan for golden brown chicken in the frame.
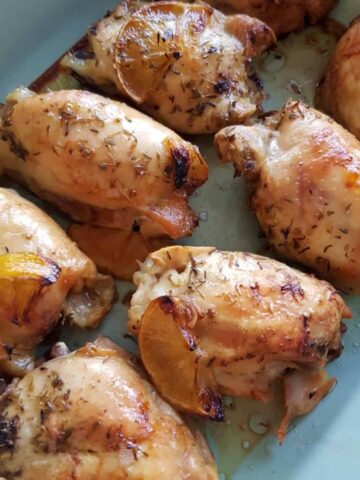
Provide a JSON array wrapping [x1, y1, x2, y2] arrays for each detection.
[[61, 0, 275, 134], [0, 188, 114, 377], [190, 0, 337, 36], [316, 17, 360, 140], [129, 246, 350, 441], [0, 87, 207, 279], [216, 100, 360, 293], [0, 337, 218, 480]]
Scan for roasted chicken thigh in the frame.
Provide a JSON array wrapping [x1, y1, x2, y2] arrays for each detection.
[[317, 17, 360, 140], [129, 246, 350, 441], [216, 100, 360, 293], [192, 0, 337, 36], [0, 337, 218, 480], [62, 0, 275, 134], [0, 87, 207, 279], [0, 188, 114, 377]]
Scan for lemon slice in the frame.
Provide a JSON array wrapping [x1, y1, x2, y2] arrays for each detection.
[[115, 2, 212, 103], [0, 252, 60, 320], [138, 295, 224, 420], [0, 252, 58, 278]]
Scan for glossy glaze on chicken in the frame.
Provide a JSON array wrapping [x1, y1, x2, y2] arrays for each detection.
[[0, 188, 114, 377], [0, 87, 207, 278], [62, 0, 275, 134], [190, 0, 337, 36], [216, 100, 360, 293], [317, 17, 360, 140], [0, 337, 219, 480], [129, 246, 350, 440]]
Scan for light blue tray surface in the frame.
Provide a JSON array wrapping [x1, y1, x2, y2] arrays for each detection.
[[0, 1, 359, 478]]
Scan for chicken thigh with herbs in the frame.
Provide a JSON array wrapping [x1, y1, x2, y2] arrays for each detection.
[[0, 188, 114, 377], [216, 100, 360, 293], [0, 87, 207, 279], [0, 337, 218, 480], [61, 0, 275, 134], [129, 246, 350, 441], [192, 0, 337, 36], [317, 17, 360, 140]]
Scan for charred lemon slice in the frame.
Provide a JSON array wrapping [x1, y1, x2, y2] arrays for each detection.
[[138, 295, 224, 420], [0, 252, 60, 322], [0, 252, 58, 278], [115, 2, 212, 103]]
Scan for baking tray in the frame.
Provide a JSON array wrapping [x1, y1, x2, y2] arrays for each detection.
[[0, 0, 359, 478]]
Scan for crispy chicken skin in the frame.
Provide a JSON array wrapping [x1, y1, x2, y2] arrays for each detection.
[[317, 17, 360, 140], [0, 87, 207, 278], [216, 100, 360, 293], [0, 337, 218, 480], [61, 1, 275, 134], [192, 0, 337, 36], [0, 189, 114, 377], [129, 246, 350, 440]]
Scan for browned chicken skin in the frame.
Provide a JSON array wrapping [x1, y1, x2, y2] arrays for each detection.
[[192, 0, 337, 36], [0, 87, 207, 279], [129, 246, 350, 441], [0, 188, 114, 377], [0, 337, 219, 479], [317, 17, 360, 140], [62, 0, 275, 134], [216, 100, 360, 293]]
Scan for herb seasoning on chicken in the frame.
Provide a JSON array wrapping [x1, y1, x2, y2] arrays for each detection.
[[317, 17, 360, 141], [62, 0, 275, 134], [0, 337, 219, 480], [216, 100, 360, 293], [129, 246, 350, 441], [0, 87, 208, 279], [185, 0, 337, 36], [0, 188, 114, 377]]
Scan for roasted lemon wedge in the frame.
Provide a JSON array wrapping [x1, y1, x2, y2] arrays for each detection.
[[0, 252, 58, 278], [0, 252, 61, 375], [115, 2, 212, 104], [0, 252, 60, 324], [138, 295, 224, 420]]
